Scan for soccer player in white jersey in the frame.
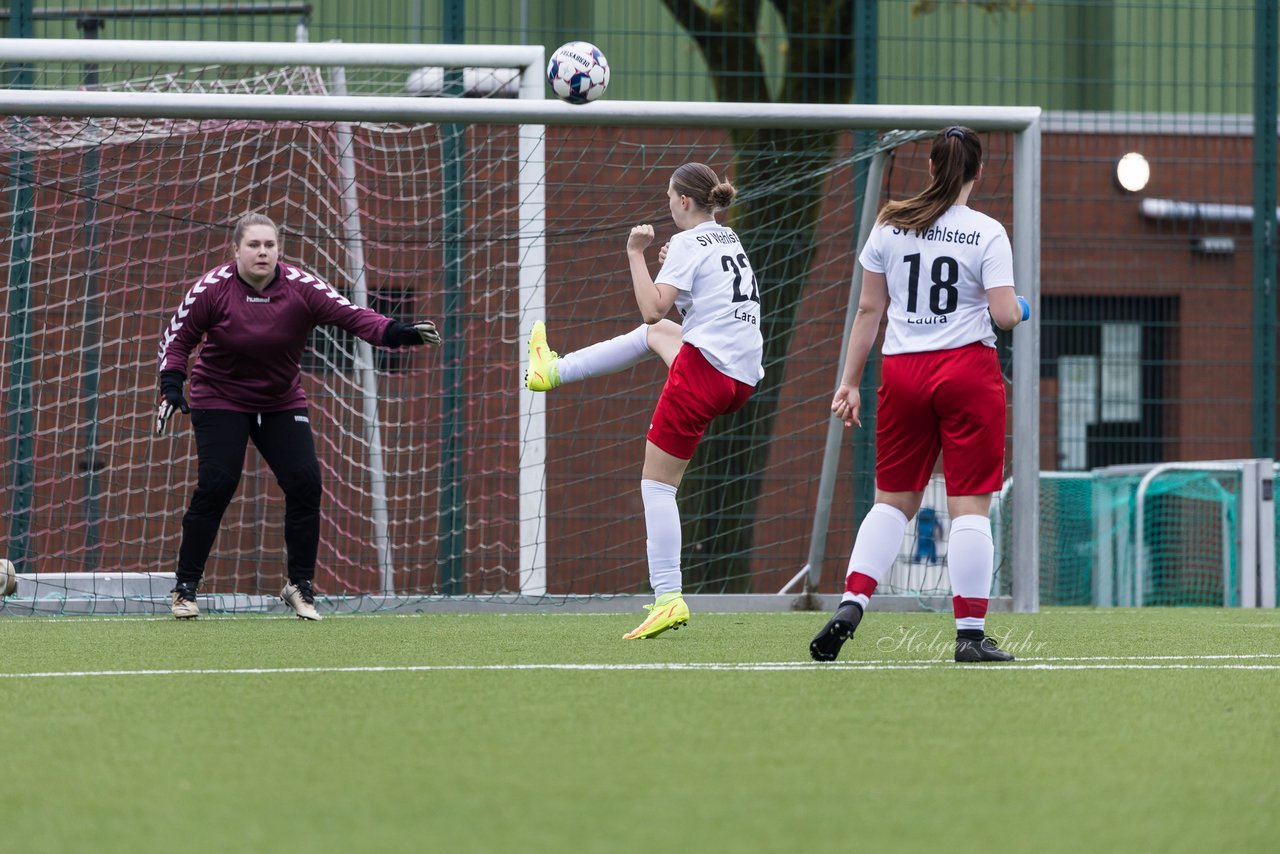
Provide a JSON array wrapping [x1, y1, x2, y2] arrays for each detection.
[[525, 162, 764, 640], [808, 126, 1029, 663]]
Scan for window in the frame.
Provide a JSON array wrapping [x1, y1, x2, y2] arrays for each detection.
[[1041, 296, 1175, 470]]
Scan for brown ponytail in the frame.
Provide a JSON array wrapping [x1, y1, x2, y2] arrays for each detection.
[[878, 126, 982, 233], [671, 162, 737, 212]]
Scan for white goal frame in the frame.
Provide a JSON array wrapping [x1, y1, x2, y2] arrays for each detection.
[[0, 38, 1041, 614]]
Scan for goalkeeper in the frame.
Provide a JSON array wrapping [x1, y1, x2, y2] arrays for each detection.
[[154, 213, 440, 620]]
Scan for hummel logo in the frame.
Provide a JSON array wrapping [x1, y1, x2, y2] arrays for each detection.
[[246, 295, 271, 303]]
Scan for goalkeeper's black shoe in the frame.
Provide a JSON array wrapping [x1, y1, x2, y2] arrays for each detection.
[[809, 601, 863, 662], [954, 631, 1015, 663]]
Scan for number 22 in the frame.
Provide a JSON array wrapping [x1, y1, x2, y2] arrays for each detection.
[[722, 253, 760, 304]]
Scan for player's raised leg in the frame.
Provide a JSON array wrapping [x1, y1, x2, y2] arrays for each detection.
[[525, 319, 680, 391], [525, 320, 561, 391]]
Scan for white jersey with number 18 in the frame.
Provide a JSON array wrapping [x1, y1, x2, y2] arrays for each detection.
[[858, 204, 1015, 356], [654, 219, 764, 386]]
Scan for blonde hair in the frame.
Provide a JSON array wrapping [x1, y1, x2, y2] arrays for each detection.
[[232, 212, 279, 246], [878, 126, 982, 233]]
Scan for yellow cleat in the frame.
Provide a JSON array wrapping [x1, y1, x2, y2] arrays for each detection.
[[623, 594, 690, 640], [525, 320, 561, 391]]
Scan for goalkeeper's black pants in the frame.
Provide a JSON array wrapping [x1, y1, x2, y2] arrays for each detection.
[[176, 408, 322, 589]]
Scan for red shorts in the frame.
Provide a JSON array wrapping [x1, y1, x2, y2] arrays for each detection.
[[875, 341, 1006, 495], [648, 343, 755, 460]]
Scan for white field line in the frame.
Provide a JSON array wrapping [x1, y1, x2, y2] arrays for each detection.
[[2, 654, 1280, 680], [0, 612, 631, 625], [4, 611, 1278, 626]]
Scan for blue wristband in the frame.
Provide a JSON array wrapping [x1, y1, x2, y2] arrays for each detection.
[[1016, 295, 1030, 322]]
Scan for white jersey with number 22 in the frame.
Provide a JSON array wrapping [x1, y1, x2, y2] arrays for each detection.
[[655, 219, 764, 386], [858, 204, 1015, 356]]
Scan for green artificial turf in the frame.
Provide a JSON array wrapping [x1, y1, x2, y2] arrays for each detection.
[[1, 608, 1276, 853]]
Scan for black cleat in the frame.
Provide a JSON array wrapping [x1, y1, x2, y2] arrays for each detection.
[[809, 601, 863, 662], [955, 631, 1015, 662]]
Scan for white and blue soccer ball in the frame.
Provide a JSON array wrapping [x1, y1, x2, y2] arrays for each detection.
[[547, 41, 610, 105], [0, 558, 16, 597]]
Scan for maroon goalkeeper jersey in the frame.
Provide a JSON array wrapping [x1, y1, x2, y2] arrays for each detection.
[[157, 261, 394, 412]]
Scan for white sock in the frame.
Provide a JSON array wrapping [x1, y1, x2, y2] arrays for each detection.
[[948, 514, 994, 632], [845, 503, 909, 587], [840, 592, 871, 610], [557, 325, 651, 385], [641, 479, 681, 597]]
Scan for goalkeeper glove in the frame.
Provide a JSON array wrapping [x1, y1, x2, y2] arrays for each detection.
[[155, 370, 190, 436], [384, 319, 442, 347]]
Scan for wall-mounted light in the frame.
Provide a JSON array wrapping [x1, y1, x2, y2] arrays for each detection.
[[1191, 236, 1235, 255], [1115, 152, 1150, 193]]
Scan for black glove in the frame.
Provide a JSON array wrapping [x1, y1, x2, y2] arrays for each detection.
[[155, 370, 190, 436], [383, 319, 442, 348]]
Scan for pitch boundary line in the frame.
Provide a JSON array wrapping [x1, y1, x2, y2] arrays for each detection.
[[3, 654, 1280, 680]]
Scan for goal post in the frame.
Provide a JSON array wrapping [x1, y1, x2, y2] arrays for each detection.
[[0, 37, 1041, 615]]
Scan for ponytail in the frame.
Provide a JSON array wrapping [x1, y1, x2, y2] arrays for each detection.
[[671, 162, 737, 212], [878, 126, 982, 233]]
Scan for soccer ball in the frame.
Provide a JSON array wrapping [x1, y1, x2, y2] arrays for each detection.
[[0, 558, 16, 597], [547, 41, 610, 105]]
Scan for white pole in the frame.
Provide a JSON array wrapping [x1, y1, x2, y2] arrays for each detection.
[[517, 49, 548, 597], [0, 38, 545, 70], [1115, 476, 1134, 606], [1011, 116, 1043, 612], [0, 87, 1042, 132], [1222, 493, 1234, 606], [330, 63, 396, 595], [1260, 460, 1277, 607], [1094, 476, 1114, 606], [1239, 459, 1259, 608]]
